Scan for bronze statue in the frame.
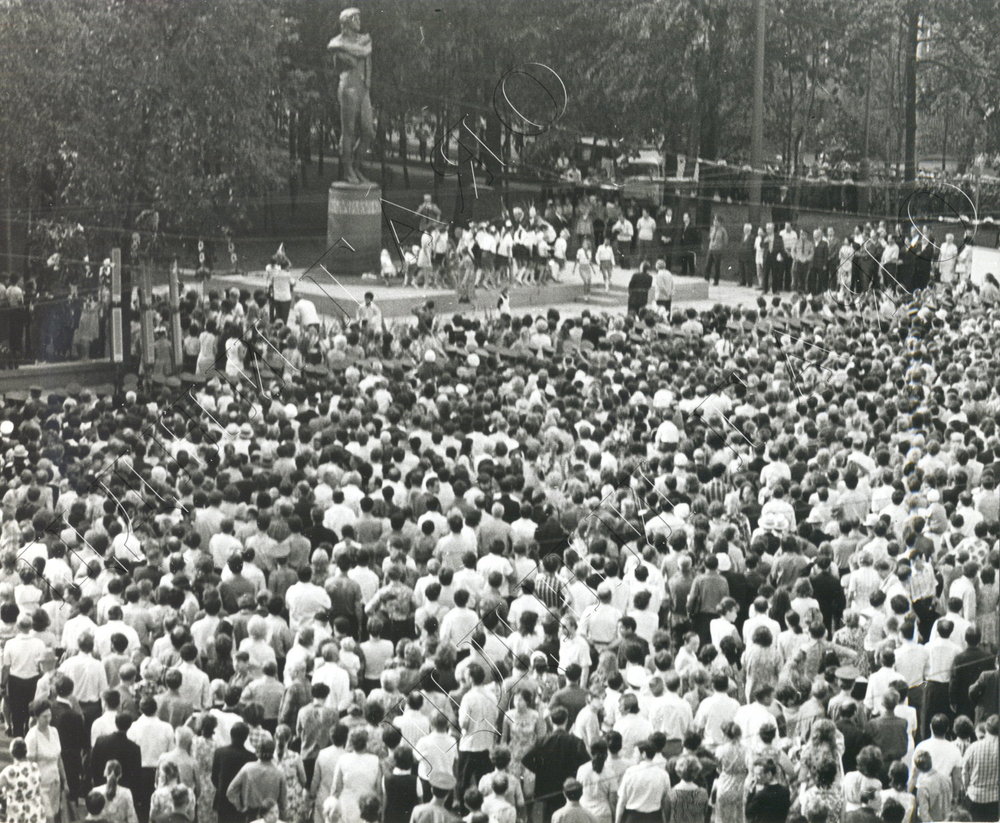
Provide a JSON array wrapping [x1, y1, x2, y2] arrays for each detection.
[[328, 7, 374, 185]]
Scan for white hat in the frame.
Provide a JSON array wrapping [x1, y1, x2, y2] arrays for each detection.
[[424, 350, 437, 363]]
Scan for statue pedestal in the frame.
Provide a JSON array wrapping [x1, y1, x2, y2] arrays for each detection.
[[327, 182, 381, 276]]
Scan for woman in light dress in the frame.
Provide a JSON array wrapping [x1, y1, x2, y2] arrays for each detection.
[[712, 721, 749, 823], [575, 738, 617, 823], [191, 713, 219, 823], [275, 724, 310, 823], [24, 700, 65, 823], [149, 761, 195, 823], [978, 567, 999, 651], [742, 626, 782, 703], [502, 688, 545, 797], [0, 737, 47, 823], [574, 238, 596, 301], [330, 728, 382, 823], [94, 759, 139, 823], [195, 318, 219, 375]]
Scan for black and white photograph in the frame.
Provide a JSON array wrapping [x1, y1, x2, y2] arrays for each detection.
[[0, 1, 999, 822]]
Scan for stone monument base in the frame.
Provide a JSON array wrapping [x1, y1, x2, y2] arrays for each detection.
[[327, 182, 382, 276]]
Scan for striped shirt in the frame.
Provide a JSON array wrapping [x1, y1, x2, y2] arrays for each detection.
[[907, 564, 937, 602], [535, 572, 566, 612]]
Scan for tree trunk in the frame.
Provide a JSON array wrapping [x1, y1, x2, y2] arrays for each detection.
[[318, 117, 325, 176], [903, 1, 919, 182], [378, 109, 388, 184], [695, 9, 727, 230], [299, 110, 311, 171], [288, 110, 297, 163], [398, 114, 410, 189], [434, 106, 444, 202]]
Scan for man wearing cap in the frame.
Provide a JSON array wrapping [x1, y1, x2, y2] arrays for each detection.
[[411, 769, 459, 823], [828, 666, 864, 725]]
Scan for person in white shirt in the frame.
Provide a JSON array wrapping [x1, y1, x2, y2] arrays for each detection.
[[929, 600, 970, 651], [574, 239, 596, 300], [613, 693, 654, 762], [636, 209, 657, 262], [865, 649, 900, 716], [615, 737, 672, 822], [651, 260, 674, 315], [312, 647, 351, 713], [93, 605, 141, 658], [694, 673, 740, 749], [290, 296, 319, 330], [595, 237, 615, 292], [439, 589, 480, 651], [922, 620, 960, 738], [613, 215, 634, 269], [911, 713, 963, 796], [948, 561, 979, 621], [551, 229, 569, 280], [742, 598, 781, 647], [285, 567, 332, 631], [90, 690, 121, 748], [129, 696, 176, 809], [709, 598, 740, 650]]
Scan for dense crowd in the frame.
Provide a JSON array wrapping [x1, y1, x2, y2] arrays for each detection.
[[0, 258, 998, 823]]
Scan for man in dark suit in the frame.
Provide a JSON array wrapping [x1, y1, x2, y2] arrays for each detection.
[[761, 223, 784, 294], [678, 212, 700, 276], [810, 228, 830, 294], [521, 706, 589, 822], [383, 746, 421, 823], [810, 555, 846, 634], [951, 628, 995, 721], [899, 232, 919, 292], [970, 664, 1000, 724], [90, 712, 142, 792], [835, 703, 871, 774], [737, 223, 756, 287], [52, 675, 88, 804], [868, 691, 909, 782], [212, 721, 256, 823]]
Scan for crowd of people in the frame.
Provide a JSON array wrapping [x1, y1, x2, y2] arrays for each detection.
[[0, 239, 998, 823]]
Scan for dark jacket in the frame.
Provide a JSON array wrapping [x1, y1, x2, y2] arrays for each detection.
[[211, 744, 256, 819], [746, 783, 791, 823], [383, 772, 421, 823], [51, 700, 87, 798], [970, 669, 1000, 724], [90, 731, 142, 791], [810, 570, 846, 628], [521, 729, 589, 800], [950, 647, 994, 720], [811, 238, 830, 272], [868, 714, 908, 763]]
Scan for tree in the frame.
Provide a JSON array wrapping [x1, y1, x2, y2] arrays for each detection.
[[0, 0, 286, 266]]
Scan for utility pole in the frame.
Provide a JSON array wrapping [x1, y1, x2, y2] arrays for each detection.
[[749, 0, 766, 227]]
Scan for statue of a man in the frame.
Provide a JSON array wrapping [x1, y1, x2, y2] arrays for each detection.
[[328, 7, 375, 185]]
